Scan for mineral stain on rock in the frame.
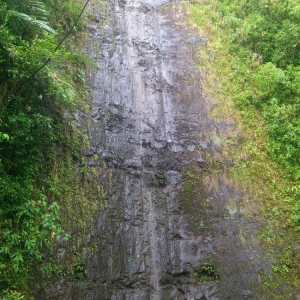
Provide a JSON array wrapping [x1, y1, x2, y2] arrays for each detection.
[[38, 0, 273, 299]]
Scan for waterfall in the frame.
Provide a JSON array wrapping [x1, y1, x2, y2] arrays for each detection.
[[39, 0, 271, 299]]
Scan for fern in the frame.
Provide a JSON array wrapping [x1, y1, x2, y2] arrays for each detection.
[[2, 0, 55, 35], [7, 10, 55, 34], [27, 0, 49, 21]]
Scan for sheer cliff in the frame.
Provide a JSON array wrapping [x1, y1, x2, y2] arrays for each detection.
[[39, 0, 271, 299]]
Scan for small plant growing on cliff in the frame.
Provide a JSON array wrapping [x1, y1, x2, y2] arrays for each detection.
[[158, 178, 165, 185], [194, 264, 219, 282], [0, 290, 25, 300]]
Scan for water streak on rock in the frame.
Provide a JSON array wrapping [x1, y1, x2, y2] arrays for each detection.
[[39, 0, 271, 299]]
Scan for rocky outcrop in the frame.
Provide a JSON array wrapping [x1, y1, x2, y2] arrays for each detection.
[[38, 0, 270, 299]]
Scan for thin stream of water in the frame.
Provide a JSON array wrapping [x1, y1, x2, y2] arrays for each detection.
[[38, 0, 272, 299]]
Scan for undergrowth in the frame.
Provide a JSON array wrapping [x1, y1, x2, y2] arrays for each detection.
[[0, 0, 104, 298], [184, 0, 300, 297]]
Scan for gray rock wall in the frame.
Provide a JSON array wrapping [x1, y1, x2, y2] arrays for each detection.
[[39, 0, 271, 299]]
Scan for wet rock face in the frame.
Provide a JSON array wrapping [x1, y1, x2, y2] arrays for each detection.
[[39, 0, 271, 299]]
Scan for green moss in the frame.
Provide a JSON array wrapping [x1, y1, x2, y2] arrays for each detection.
[[184, 0, 300, 296], [180, 160, 223, 233]]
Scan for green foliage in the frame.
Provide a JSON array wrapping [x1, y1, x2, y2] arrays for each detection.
[[45, 0, 86, 35], [0, 0, 92, 298], [186, 0, 300, 296], [189, 0, 300, 225], [214, 0, 300, 172], [0, 290, 25, 300], [227, 2, 299, 171], [194, 263, 219, 282]]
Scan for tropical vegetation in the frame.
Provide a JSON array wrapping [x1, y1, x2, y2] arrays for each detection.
[[0, 0, 90, 298], [186, 0, 300, 297], [2, 0, 300, 297]]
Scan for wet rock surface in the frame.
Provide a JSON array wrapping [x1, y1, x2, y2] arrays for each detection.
[[39, 0, 272, 299]]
